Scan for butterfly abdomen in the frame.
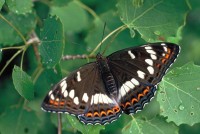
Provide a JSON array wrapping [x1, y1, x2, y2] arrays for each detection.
[[97, 55, 118, 96]]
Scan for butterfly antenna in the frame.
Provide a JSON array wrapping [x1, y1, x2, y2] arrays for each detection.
[[99, 22, 107, 55]]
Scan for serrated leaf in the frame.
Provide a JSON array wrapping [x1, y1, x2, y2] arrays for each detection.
[[12, 65, 34, 101], [122, 116, 178, 134], [85, 10, 145, 55], [51, 1, 89, 32], [157, 62, 200, 126], [0, 12, 36, 46], [0, 0, 5, 9], [39, 16, 64, 68], [6, 0, 33, 14], [0, 107, 39, 134], [117, 0, 189, 42]]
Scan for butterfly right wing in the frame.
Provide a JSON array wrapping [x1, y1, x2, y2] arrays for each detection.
[[41, 62, 121, 125]]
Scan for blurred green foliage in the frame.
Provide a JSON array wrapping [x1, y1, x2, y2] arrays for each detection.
[[0, 0, 200, 134]]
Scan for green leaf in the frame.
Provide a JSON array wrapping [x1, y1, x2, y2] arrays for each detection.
[[117, 0, 189, 42], [122, 116, 178, 134], [12, 65, 34, 101], [51, 1, 89, 32], [0, 0, 5, 9], [39, 16, 64, 68], [0, 12, 36, 46], [0, 107, 39, 134], [85, 10, 145, 55], [6, 0, 33, 14], [157, 62, 200, 126], [51, 114, 105, 134], [66, 115, 105, 134], [51, 0, 71, 6]]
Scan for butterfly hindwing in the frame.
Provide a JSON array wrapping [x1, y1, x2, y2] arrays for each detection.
[[107, 42, 180, 114]]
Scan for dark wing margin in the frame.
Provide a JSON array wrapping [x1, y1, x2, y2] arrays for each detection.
[[41, 62, 122, 125], [107, 42, 180, 114]]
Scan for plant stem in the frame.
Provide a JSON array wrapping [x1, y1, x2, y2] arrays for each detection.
[[89, 25, 127, 56], [0, 49, 23, 76], [0, 13, 27, 44]]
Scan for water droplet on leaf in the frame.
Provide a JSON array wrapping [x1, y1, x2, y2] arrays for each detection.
[[154, 31, 160, 35], [197, 87, 200, 91], [179, 104, 184, 111]]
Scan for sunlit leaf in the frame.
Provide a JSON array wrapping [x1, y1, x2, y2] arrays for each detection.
[[158, 62, 200, 126]]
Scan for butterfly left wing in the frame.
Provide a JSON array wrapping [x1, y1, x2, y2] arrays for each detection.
[[41, 63, 122, 125], [107, 42, 180, 114]]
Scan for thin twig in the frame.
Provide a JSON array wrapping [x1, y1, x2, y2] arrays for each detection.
[[62, 54, 96, 60], [89, 25, 127, 56], [58, 113, 62, 134]]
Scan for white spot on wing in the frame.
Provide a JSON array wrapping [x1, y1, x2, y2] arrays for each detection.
[[137, 70, 145, 79], [145, 46, 152, 49], [64, 90, 68, 97], [73, 97, 79, 105], [120, 86, 126, 97], [50, 94, 55, 100], [131, 78, 139, 86], [56, 98, 59, 101], [93, 94, 99, 104], [163, 46, 167, 52], [150, 54, 157, 60], [128, 50, 135, 59], [147, 66, 154, 74], [48, 90, 53, 95], [125, 81, 135, 89], [102, 94, 109, 104], [61, 81, 67, 93], [69, 89, 75, 99], [161, 43, 166, 46], [90, 95, 94, 105], [146, 49, 156, 54], [77, 71, 81, 82], [145, 59, 153, 66], [82, 93, 89, 102], [98, 93, 103, 103], [162, 53, 165, 56], [60, 80, 66, 87]]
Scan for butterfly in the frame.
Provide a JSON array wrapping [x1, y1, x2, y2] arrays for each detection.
[[41, 42, 180, 125]]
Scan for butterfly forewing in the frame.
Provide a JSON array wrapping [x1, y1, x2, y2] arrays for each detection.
[[42, 42, 180, 125], [108, 43, 180, 114]]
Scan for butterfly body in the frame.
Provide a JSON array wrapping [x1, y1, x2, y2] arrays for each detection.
[[41, 42, 180, 125]]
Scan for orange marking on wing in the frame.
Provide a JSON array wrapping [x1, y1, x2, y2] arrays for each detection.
[[167, 48, 171, 53], [137, 93, 144, 101], [131, 98, 138, 104], [107, 109, 114, 115], [125, 102, 131, 107], [161, 58, 166, 63], [94, 112, 100, 117], [165, 53, 170, 59], [143, 87, 150, 95], [49, 99, 54, 104], [156, 63, 161, 68], [100, 111, 107, 117], [86, 112, 93, 117], [59, 101, 65, 105], [113, 106, 120, 113]]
